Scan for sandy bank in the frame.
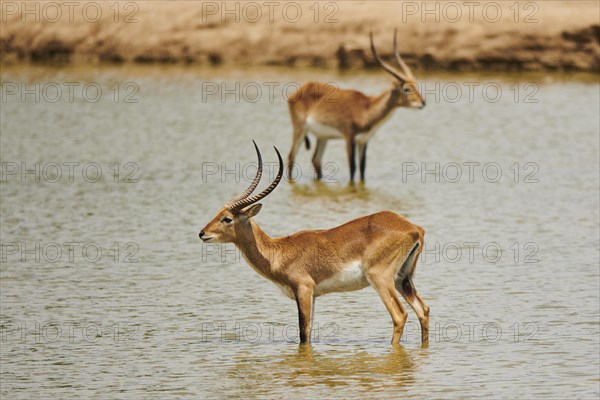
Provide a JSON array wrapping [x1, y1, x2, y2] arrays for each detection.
[[1, 1, 599, 72]]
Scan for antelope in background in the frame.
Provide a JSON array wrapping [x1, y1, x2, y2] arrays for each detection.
[[287, 30, 425, 183], [199, 142, 430, 345]]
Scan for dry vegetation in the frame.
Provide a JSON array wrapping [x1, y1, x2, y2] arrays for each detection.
[[1, 0, 598, 71]]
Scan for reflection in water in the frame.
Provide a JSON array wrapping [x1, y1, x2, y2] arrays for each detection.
[[290, 344, 417, 388], [222, 344, 420, 397], [286, 180, 425, 225], [289, 181, 373, 199]]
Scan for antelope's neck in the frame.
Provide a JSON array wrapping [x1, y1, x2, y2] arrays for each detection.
[[234, 221, 278, 281], [362, 90, 397, 131]]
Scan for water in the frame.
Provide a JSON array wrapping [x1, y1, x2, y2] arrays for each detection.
[[1, 64, 598, 399]]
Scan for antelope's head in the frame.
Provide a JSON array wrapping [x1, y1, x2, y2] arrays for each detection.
[[199, 141, 283, 244], [370, 30, 425, 110]]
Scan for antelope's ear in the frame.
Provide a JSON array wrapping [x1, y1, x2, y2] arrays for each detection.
[[241, 204, 262, 218]]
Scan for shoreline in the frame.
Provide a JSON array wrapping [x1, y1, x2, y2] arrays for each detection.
[[1, 1, 598, 72], [2, 61, 598, 82]]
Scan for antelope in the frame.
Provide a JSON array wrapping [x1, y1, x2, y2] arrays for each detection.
[[287, 30, 425, 183], [199, 142, 430, 345]]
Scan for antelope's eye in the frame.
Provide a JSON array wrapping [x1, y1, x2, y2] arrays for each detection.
[[403, 86, 412, 94], [222, 217, 233, 224]]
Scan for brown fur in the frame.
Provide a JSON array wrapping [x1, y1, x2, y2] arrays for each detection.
[[287, 79, 424, 183], [200, 207, 429, 345]]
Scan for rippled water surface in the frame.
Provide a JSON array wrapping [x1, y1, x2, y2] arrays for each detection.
[[1, 65, 599, 399]]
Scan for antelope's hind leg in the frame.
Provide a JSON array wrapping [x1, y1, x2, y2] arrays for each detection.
[[397, 277, 430, 344], [311, 139, 328, 180], [288, 125, 308, 180], [370, 277, 408, 345]]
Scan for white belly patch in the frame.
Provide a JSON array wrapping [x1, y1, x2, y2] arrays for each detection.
[[314, 262, 369, 297], [306, 117, 344, 139]]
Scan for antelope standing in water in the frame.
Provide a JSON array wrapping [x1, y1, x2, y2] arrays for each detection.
[[287, 30, 425, 183], [199, 142, 430, 345]]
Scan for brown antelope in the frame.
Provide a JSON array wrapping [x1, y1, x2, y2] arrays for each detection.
[[199, 142, 430, 345], [287, 30, 425, 183]]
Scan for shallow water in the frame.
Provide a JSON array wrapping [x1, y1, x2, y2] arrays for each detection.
[[1, 64, 599, 399]]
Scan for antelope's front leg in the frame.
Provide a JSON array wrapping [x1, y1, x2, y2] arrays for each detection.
[[345, 137, 356, 183], [294, 285, 314, 343], [357, 142, 368, 183]]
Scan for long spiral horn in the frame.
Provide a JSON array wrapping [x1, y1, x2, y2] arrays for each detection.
[[228, 146, 284, 212], [370, 31, 408, 82], [226, 140, 263, 206], [393, 28, 415, 80]]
